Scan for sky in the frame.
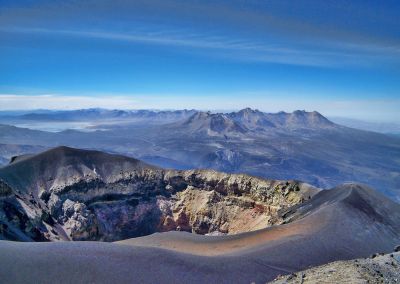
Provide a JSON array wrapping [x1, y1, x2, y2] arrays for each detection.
[[0, 0, 399, 121]]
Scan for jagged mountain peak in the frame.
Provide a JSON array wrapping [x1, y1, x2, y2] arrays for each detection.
[[182, 111, 248, 136], [293, 110, 334, 127], [229, 108, 275, 129], [237, 107, 262, 114]]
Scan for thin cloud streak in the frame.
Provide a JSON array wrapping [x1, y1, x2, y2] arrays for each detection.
[[2, 27, 396, 67], [0, 94, 138, 110]]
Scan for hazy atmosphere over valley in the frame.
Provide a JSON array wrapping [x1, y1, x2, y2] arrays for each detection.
[[0, 1, 400, 283]]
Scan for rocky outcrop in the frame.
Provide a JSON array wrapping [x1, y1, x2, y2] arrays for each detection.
[[56, 171, 315, 240], [38, 168, 316, 241], [0, 192, 55, 241], [1, 180, 45, 241], [157, 170, 316, 235], [270, 251, 400, 284], [0, 147, 318, 241], [161, 187, 270, 234]]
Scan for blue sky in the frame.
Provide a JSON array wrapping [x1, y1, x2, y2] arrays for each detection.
[[0, 0, 399, 121]]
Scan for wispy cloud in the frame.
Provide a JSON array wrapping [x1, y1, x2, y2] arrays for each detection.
[[0, 94, 138, 110], [2, 26, 397, 67], [1, 0, 400, 68]]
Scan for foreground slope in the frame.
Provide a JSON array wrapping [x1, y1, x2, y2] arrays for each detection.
[[0, 183, 399, 283]]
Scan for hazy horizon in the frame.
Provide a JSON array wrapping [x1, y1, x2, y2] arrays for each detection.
[[0, 95, 399, 123]]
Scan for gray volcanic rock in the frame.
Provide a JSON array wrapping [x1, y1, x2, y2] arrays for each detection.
[[270, 251, 400, 284], [0, 146, 317, 241], [0, 190, 50, 241]]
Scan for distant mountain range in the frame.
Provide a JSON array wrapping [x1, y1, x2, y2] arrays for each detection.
[[0, 108, 399, 200], [0, 108, 197, 123], [0, 108, 335, 130], [2, 107, 396, 132]]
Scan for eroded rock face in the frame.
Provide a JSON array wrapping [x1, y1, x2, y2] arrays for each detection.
[[0, 191, 53, 241], [30, 169, 316, 241], [164, 188, 275, 234], [157, 170, 316, 235]]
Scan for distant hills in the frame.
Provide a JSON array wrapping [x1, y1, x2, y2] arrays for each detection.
[[0, 108, 399, 200]]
